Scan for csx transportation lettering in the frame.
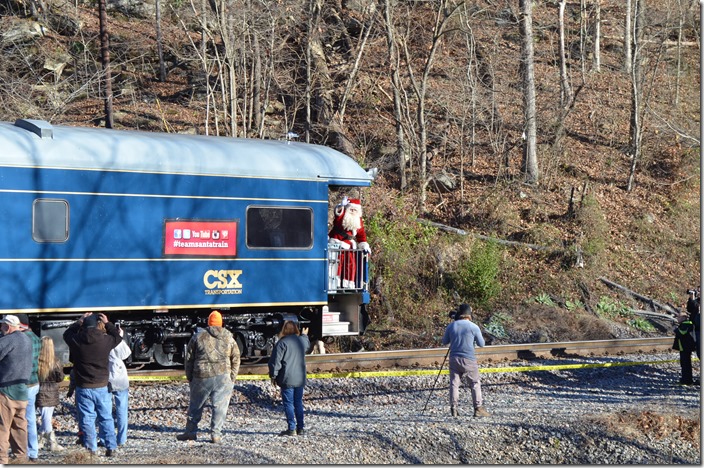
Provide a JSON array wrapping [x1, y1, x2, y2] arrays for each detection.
[[203, 270, 243, 295]]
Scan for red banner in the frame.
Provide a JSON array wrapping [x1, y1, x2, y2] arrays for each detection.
[[164, 220, 237, 257]]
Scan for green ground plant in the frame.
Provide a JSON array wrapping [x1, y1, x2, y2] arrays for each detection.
[[448, 240, 503, 308]]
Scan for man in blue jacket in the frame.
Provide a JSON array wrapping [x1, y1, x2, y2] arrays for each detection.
[[442, 304, 490, 418]]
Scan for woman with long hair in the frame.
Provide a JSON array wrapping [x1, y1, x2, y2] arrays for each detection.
[[268, 320, 310, 436], [36, 336, 65, 451]]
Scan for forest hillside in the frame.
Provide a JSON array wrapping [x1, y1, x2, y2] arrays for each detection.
[[0, 0, 700, 350]]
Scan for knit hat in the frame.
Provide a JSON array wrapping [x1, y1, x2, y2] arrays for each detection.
[[457, 303, 472, 318], [208, 311, 223, 327], [82, 314, 99, 329]]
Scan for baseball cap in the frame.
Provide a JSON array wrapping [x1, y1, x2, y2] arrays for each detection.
[[15, 313, 30, 329], [82, 314, 99, 328], [1, 315, 21, 327]]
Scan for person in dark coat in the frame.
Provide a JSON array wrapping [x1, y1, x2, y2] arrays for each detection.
[[63, 312, 122, 457], [675, 289, 701, 385], [269, 321, 310, 436], [36, 336, 65, 452]]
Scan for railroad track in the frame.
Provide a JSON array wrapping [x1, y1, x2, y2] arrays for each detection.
[[128, 336, 674, 381]]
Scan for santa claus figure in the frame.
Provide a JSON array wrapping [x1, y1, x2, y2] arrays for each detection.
[[328, 196, 371, 289]]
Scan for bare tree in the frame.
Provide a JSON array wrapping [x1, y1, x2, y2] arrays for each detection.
[[98, 0, 113, 128], [155, 0, 167, 82], [626, 0, 644, 192], [383, 0, 408, 191], [399, 0, 464, 209], [593, 0, 601, 71], [558, 0, 574, 110], [624, 0, 632, 72], [519, 0, 538, 184]]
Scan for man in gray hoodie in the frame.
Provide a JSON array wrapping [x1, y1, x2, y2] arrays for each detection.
[[0, 314, 32, 464], [442, 304, 490, 418]]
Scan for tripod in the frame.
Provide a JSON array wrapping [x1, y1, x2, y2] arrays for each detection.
[[421, 347, 450, 415]]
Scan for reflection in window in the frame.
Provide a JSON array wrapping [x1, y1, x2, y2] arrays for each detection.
[[33, 199, 69, 242], [246, 207, 312, 249]]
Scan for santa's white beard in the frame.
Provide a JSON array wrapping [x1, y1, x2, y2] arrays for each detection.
[[341, 209, 362, 232]]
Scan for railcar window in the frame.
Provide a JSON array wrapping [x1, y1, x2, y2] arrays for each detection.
[[32, 199, 69, 242], [246, 207, 313, 249]]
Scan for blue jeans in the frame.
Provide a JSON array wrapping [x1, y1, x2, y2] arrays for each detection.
[[280, 386, 304, 431], [75, 386, 117, 451], [25, 384, 39, 458], [112, 389, 129, 446], [39, 406, 54, 434]]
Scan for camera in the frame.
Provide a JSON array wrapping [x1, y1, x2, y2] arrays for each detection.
[[448, 309, 458, 320]]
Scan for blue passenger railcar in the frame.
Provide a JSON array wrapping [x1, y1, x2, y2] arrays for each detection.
[[0, 119, 373, 366]]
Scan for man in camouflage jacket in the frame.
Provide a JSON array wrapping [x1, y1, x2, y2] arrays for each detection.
[[177, 311, 240, 444]]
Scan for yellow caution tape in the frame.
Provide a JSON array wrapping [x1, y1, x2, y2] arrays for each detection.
[[126, 357, 695, 382]]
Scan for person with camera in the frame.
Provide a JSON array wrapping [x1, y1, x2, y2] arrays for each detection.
[[674, 289, 700, 385], [442, 303, 489, 417], [108, 324, 131, 447], [63, 312, 123, 457]]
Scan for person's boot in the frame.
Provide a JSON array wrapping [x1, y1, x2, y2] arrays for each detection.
[[450, 406, 459, 417], [473, 406, 490, 417], [37, 432, 45, 450], [176, 432, 197, 441], [48, 432, 64, 451]]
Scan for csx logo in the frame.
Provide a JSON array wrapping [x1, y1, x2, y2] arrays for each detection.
[[203, 270, 243, 289]]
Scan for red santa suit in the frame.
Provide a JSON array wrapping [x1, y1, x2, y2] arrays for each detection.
[[328, 197, 371, 289]]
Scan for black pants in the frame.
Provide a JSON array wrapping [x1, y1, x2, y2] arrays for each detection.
[[679, 351, 693, 383]]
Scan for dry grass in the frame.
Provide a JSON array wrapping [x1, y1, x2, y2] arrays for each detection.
[[594, 410, 701, 448]]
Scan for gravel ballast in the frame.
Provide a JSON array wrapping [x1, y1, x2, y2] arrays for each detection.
[[26, 351, 701, 465]]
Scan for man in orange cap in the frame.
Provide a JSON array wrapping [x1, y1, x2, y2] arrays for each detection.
[[176, 311, 240, 444]]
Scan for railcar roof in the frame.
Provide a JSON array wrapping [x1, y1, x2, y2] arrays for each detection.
[[0, 120, 373, 186]]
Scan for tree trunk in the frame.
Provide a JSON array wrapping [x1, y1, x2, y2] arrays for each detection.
[[155, 0, 166, 82], [520, 0, 538, 184], [626, 0, 644, 192], [593, 0, 601, 72], [558, 1, 573, 110], [624, 0, 632, 72], [383, 0, 408, 191], [98, 0, 113, 129]]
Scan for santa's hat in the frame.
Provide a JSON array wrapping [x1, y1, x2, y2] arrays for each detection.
[[347, 198, 361, 207]]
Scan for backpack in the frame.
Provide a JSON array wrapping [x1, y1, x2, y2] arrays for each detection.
[[673, 320, 696, 352]]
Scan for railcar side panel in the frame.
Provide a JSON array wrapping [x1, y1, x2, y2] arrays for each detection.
[[0, 119, 373, 366]]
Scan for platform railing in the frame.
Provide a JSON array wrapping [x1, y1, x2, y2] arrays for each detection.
[[327, 247, 369, 293]]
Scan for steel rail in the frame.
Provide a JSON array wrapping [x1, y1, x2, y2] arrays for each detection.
[[128, 337, 674, 380]]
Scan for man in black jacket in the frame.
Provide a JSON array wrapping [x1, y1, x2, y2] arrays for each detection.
[[63, 312, 122, 457]]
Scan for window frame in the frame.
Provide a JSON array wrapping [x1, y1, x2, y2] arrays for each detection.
[[32, 198, 69, 243], [245, 205, 314, 250]]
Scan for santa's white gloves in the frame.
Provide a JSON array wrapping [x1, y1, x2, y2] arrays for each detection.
[[359, 242, 371, 254], [340, 196, 349, 206]]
